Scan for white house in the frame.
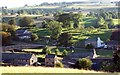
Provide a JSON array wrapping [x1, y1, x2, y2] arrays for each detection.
[[85, 37, 105, 48]]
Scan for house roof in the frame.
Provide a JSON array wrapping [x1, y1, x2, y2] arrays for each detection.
[[2, 53, 33, 60], [69, 52, 94, 58], [15, 29, 31, 36], [85, 37, 98, 42], [45, 54, 56, 58]]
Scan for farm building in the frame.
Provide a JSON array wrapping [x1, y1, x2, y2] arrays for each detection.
[[2, 53, 37, 66]]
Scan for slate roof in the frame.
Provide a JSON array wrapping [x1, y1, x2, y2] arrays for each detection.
[[45, 54, 56, 58], [15, 29, 31, 36], [68, 52, 94, 58], [2, 53, 33, 60], [85, 37, 98, 42]]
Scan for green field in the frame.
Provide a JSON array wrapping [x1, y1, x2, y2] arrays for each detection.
[[113, 19, 119, 25]]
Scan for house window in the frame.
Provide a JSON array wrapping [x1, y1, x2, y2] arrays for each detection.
[[32, 60, 33, 62]]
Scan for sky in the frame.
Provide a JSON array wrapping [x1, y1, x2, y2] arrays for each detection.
[[0, 0, 119, 8]]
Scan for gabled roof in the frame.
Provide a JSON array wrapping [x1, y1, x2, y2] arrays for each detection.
[[15, 29, 31, 36], [85, 37, 98, 42], [2, 53, 33, 60], [69, 52, 94, 58], [45, 54, 56, 58]]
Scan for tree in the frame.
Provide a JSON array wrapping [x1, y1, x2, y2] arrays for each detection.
[[97, 17, 108, 29], [77, 58, 92, 70], [1, 31, 11, 46], [57, 13, 83, 28], [97, 17, 105, 27], [1, 23, 17, 39], [48, 20, 62, 39], [2, 7, 8, 15], [55, 49, 59, 55], [42, 20, 48, 28], [31, 33, 39, 41], [8, 19, 16, 25], [55, 62, 64, 68], [57, 32, 73, 47], [47, 49, 51, 54], [18, 17, 34, 27], [42, 46, 48, 54], [62, 49, 68, 56]]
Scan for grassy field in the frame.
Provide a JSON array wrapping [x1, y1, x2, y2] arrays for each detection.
[[113, 19, 119, 25], [0, 67, 104, 73]]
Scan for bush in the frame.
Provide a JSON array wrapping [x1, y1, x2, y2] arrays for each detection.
[[47, 49, 51, 54], [1, 31, 11, 46], [62, 49, 68, 56], [54, 49, 59, 55], [85, 44, 94, 49], [42, 46, 48, 54], [78, 58, 92, 70], [55, 62, 64, 68]]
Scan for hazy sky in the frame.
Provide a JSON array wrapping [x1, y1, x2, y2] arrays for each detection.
[[0, 0, 119, 8]]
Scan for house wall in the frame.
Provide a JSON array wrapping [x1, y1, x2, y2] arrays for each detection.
[[45, 57, 57, 67], [30, 54, 38, 65], [45, 58, 55, 67]]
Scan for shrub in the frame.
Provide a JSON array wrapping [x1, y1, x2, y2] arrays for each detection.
[[47, 49, 51, 54], [62, 49, 68, 56], [54, 49, 59, 55], [42, 46, 48, 54], [78, 58, 92, 70], [55, 62, 64, 68]]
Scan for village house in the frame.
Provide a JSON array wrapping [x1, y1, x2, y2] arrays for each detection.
[[45, 54, 58, 67], [85, 37, 105, 48], [15, 29, 32, 41], [2, 53, 37, 66], [62, 49, 98, 67]]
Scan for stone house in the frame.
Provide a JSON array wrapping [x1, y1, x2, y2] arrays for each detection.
[[85, 37, 105, 48], [62, 49, 98, 67], [45, 54, 58, 67], [2, 53, 37, 66]]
